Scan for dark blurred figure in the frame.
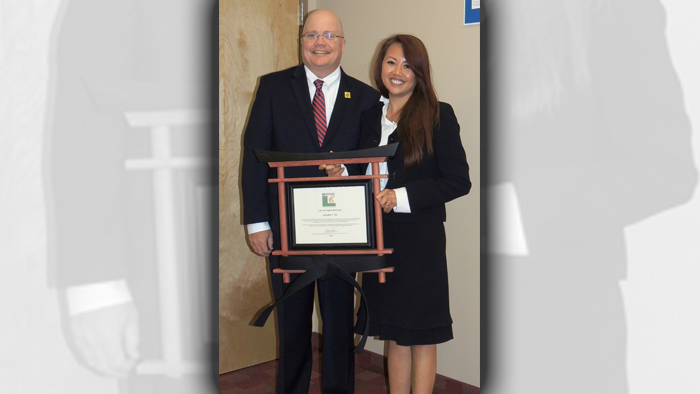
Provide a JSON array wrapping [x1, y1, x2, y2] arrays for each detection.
[[484, 0, 697, 393], [44, 0, 215, 392]]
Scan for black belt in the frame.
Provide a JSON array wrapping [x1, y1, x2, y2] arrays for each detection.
[[253, 254, 387, 354]]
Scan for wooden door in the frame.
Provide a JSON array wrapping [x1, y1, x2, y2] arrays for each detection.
[[219, 0, 300, 374]]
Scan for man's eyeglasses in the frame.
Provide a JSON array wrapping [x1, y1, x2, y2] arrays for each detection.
[[302, 32, 344, 41]]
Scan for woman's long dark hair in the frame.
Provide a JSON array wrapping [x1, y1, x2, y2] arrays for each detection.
[[373, 34, 439, 169]]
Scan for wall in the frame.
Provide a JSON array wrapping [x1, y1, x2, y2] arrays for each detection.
[[313, 0, 481, 386]]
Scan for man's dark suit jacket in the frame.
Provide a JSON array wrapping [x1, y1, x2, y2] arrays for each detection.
[[358, 101, 472, 222], [242, 65, 380, 232]]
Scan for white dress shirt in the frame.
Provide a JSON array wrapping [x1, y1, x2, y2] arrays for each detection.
[[304, 65, 341, 127]]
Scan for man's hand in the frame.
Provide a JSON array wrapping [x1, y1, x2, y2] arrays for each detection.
[[318, 151, 345, 177], [248, 229, 273, 256], [318, 163, 345, 177], [69, 302, 140, 379], [376, 188, 397, 213]]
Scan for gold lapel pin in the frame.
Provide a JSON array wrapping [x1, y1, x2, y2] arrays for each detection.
[[344, 92, 351, 98]]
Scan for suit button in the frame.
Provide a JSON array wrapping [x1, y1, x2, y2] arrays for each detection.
[[391, 171, 397, 179], [389, 136, 396, 142]]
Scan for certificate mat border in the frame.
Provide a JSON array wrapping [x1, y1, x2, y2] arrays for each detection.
[[287, 180, 376, 250]]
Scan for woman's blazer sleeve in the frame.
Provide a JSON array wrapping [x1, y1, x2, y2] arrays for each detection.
[[404, 103, 471, 211]]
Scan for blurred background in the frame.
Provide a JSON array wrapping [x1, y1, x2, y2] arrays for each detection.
[[2, 1, 700, 393], [1, 1, 217, 393]]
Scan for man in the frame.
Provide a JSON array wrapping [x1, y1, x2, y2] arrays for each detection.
[[241, 9, 379, 394]]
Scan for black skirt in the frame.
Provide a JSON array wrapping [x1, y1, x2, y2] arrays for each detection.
[[355, 219, 453, 346]]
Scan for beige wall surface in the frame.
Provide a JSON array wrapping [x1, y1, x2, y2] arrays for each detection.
[[316, 0, 481, 386]]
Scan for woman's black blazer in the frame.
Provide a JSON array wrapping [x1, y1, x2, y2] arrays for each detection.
[[359, 101, 472, 222]]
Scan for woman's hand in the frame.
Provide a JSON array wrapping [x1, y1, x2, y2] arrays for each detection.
[[376, 189, 397, 213]]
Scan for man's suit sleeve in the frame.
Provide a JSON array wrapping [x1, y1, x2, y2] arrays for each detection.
[[404, 103, 472, 211], [241, 77, 274, 225]]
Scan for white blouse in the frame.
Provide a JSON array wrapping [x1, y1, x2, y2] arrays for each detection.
[[366, 97, 411, 213]]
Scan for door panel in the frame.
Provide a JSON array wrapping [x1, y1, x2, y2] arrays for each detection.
[[219, 0, 300, 374]]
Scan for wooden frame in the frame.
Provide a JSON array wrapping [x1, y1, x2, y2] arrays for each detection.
[[255, 146, 398, 283]]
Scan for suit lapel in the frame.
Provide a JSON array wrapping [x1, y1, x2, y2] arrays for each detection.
[[359, 104, 384, 173], [291, 65, 319, 148], [359, 103, 384, 149], [322, 69, 351, 148], [368, 106, 383, 145]]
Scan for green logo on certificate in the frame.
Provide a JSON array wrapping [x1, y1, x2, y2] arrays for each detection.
[[322, 194, 336, 206]]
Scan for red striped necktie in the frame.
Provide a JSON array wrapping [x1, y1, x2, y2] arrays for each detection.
[[312, 79, 327, 146]]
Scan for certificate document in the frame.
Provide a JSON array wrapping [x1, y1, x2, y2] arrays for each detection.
[[289, 181, 373, 248]]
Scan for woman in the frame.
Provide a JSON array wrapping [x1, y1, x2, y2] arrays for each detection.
[[356, 34, 471, 394]]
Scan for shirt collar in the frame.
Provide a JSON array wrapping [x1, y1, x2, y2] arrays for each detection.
[[304, 65, 341, 87], [380, 96, 396, 126]]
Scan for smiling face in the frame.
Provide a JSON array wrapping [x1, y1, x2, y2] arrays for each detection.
[[300, 10, 345, 78], [381, 43, 416, 101]]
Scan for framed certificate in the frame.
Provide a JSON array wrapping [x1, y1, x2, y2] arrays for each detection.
[[287, 180, 375, 250]]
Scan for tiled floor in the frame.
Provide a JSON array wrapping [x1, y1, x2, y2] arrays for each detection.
[[219, 344, 388, 394], [219, 359, 279, 394], [219, 335, 479, 394]]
